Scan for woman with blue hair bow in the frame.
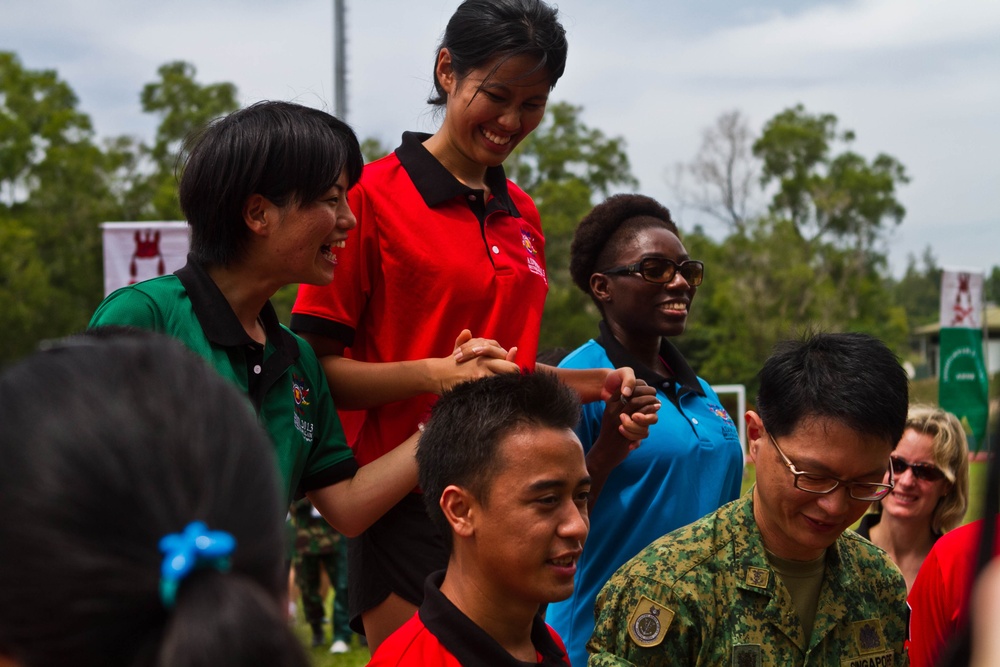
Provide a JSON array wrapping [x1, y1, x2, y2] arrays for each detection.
[[0, 330, 309, 667]]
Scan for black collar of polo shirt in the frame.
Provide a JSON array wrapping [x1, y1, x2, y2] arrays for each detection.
[[595, 319, 704, 406], [418, 570, 568, 667], [395, 131, 521, 217], [176, 256, 299, 410]]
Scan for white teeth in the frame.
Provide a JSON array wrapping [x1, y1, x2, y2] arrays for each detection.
[[664, 302, 687, 311], [550, 557, 574, 566], [334, 240, 345, 248], [481, 128, 511, 145]]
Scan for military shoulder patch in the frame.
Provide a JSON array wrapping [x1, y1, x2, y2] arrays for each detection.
[[627, 595, 675, 648], [732, 644, 762, 667], [852, 619, 886, 655], [745, 566, 770, 588]]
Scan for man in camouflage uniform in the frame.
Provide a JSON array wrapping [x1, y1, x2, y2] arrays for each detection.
[[589, 333, 911, 667], [292, 498, 352, 651]]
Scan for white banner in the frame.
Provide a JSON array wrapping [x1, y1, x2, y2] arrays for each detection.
[[940, 267, 984, 329], [101, 222, 190, 296]]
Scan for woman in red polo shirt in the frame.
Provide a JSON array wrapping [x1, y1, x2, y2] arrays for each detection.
[[291, 0, 651, 651]]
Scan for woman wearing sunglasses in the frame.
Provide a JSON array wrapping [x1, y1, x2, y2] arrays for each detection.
[[856, 404, 970, 591], [544, 194, 745, 667]]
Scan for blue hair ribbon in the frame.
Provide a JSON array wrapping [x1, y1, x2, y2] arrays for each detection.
[[158, 521, 236, 608]]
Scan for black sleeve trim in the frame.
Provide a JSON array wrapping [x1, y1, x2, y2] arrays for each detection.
[[288, 313, 356, 348], [298, 457, 360, 496]]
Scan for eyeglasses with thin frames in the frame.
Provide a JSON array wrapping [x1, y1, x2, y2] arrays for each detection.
[[769, 434, 894, 501], [601, 257, 704, 287]]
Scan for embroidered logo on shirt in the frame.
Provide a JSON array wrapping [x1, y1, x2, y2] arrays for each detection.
[[852, 619, 886, 654], [745, 567, 770, 588], [291, 374, 314, 444], [291, 374, 311, 414], [520, 227, 539, 256], [627, 596, 674, 647], [707, 402, 740, 441], [733, 644, 762, 667]]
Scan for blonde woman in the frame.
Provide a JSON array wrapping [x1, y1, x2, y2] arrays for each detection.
[[856, 404, 970, 590]]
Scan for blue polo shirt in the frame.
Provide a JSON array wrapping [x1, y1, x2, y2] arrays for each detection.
[[545, 321, 743, 667]]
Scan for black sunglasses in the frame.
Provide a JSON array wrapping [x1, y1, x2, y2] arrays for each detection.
[[602, 257, 704, 286], [890, 455, 946, 482]]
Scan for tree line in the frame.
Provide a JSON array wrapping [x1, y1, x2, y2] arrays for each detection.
[[2, 51, 997, 396]]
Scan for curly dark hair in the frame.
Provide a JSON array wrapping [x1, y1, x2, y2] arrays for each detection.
[[568, 194, 678, 298]]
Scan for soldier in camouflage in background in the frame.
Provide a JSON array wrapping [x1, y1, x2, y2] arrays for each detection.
[[589, 332, 911, 667], [291, 498, 353, 653]]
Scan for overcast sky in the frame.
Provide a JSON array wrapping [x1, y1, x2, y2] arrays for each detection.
[[4, 0, 998, 277]]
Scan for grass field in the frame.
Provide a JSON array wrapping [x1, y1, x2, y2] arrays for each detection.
[[294, 461, 992, 665]]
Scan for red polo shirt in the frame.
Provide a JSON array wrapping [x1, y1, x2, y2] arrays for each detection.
[[368, 571, 571, 667], [291, 132, 548, 466]]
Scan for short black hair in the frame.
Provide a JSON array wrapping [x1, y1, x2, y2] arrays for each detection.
[[417, 371, 580, 546], [756, 332, 909, 447], [180, 100, 363, 267], [569, 193, 678, 301], [0, 330, 307, 667], [428, 0, 568, 106]]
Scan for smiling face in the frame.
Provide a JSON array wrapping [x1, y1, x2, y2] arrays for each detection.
[[595, 226, 697, 345], [432, 50, 551, 178], [748, 412, 894, 561], [462, 426, 590, 612], [265, 170, 355, 286], [880, 428, 951, 526]]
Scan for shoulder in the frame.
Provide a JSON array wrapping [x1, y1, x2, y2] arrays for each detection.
[[368, 613, 454, 667], [90, 276, 183, 326], [557, 340, 606, 369], [615, 502, 735, 588], [837, 531, 907, 592]]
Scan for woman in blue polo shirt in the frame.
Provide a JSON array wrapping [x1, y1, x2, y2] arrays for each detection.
[[544, 194, 745, 667]]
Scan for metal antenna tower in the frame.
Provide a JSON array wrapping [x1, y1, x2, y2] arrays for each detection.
[[333, 0, 347, 120]]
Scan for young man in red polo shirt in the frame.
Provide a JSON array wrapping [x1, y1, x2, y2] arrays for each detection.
[[368, 371, 655, 666]]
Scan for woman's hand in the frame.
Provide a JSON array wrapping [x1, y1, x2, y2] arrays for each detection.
[[429, 329, 520, 394], [585, 379, 661, 509]]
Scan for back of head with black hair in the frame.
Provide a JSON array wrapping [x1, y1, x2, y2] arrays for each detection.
[[180, 100, 363, 268], [428, 0, 568, 106], [569, 193, 678, 304], [755, 332, 909, 447], [0, 331, 308, 667], [416, 371, 581, 547]]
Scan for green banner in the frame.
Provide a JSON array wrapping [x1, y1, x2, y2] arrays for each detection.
[[938, 327, 989, 451]]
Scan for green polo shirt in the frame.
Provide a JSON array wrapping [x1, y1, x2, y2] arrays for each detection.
[[89, 259, 358, 504]]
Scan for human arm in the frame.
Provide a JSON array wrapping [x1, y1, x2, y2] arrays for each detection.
[[541, 364, 638, 404], [300, 329, 519, 410], [585, 380, 660, 511], [305, 430, 420, 538]]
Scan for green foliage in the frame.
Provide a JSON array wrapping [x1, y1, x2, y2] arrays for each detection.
[[753, 104, 909, 256], [359, 136, 391, 163], [508, 102, 638, 349], [139, 61, 239, 219], [0, 54, 240, 363]]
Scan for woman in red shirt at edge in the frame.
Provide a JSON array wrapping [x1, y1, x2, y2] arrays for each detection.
[[290, 0, 655, 652]]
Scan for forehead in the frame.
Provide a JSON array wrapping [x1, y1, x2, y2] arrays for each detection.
[[488, 426, 586, 489], [896, 428, 936, 460], [467, 53, 552, 89], [610, 225, 685, 262], [778, 416, 893, 475]]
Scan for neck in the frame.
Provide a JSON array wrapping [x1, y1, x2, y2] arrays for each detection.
[[422, 133, 489, 190], [206, 264, 272, 343], [439, 561, 539, 662], [606, 322, 664, 374], [870, 512, 936, 555]]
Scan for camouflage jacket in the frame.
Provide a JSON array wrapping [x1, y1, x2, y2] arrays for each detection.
[[588, 493, 908, 667], [291, 498, 342, 556]]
